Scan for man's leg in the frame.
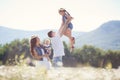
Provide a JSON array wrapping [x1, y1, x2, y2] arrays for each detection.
[[52, 56, 63, 67], [57, 56, 63, 67], [52, 57, 58, 67]]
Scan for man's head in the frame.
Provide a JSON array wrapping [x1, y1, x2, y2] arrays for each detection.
[[48, 31, 56, 38]]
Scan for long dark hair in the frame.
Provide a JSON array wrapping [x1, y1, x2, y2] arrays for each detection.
[[30, 36, 37, 56]]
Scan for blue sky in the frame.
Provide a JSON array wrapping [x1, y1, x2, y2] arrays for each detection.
[[0, 0, 120, 32]]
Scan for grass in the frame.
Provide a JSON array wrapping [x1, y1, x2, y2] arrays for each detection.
[[0, 65, 47, 80], [0, 65, 120, 80]]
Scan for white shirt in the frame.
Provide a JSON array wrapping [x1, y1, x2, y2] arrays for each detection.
[[41, 49, 48, 61], [39, 49, 51, 69], [51, 33, 65, 57]]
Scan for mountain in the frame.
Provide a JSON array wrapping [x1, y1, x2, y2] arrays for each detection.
[[0, 26, 82, 44], [0, 26, 51, 44], [75, 20, 120, 50], [0, 20, 120, 50]]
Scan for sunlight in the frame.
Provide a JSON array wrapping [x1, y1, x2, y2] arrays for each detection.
[[0, 0, 120, 31]]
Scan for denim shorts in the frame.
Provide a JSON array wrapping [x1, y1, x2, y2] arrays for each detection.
[[52, 56, 63, 67], [68, 23, 73, 30]]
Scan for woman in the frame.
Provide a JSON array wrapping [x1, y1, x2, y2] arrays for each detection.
[[58, 8, 75, 51], [30, 36, 51, 69]]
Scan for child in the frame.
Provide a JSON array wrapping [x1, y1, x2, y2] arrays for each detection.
[[47, 31, 65, 67], [43, 39, 52, 60], [58, 8, 75, 52]]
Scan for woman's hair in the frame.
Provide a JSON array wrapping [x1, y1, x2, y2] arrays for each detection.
[[59, 8, 70, 16], [30, 36, 37, 56]]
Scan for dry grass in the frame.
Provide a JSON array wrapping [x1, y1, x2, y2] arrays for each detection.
[[0, 65, 120, 80], [0, 65, 47, 80]]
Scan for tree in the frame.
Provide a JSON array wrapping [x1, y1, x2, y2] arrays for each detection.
[[2, 38, 31, 65]]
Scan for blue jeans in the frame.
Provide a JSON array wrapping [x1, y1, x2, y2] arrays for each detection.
[[52, 56, 63, 67]]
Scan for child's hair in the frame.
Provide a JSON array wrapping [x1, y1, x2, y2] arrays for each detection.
[[59, 8, 66, 12], [59, 8, 70, 16], [48, 31, 53, 38], [44, 39, 51, 44]]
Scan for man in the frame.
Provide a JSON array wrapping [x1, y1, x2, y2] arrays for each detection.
[[47, 29, 65, 67]]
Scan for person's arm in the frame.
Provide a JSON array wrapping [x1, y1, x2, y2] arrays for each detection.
[[65, 15, 73, 23], [58, 21, 64, 37], [58, 15, 73, 37], [47, 48, 52, 56], [33, 49, 47, 60]]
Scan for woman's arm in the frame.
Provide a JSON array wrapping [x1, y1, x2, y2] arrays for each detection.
[[33, 49, 47, 60]]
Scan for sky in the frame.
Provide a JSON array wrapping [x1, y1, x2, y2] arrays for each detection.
[[0, 0, 120, 32]]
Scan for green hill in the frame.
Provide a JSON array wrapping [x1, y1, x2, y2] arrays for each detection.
[[76, 20, 120, 50]]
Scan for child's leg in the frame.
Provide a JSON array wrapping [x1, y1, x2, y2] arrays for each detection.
[[66, 28, 75, 44], [64, 28, 75, 48]]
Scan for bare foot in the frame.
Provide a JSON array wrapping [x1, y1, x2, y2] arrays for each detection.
[[70, 45, 75, 53], [72, 37, 75, 44]]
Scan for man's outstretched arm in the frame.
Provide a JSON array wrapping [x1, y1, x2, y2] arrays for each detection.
[[58, 20, 70, 37], [58, 25, 64, 37]]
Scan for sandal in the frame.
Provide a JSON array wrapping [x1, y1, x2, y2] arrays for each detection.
[[72, 37, 75, 44], [70, 45, 75, 52]]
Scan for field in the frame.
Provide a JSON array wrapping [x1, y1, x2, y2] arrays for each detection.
[[0, 65, 120, 80]]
